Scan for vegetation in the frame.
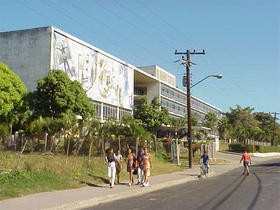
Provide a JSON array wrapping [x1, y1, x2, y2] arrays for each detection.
[[228, 143, 280, 153], [0, 63, 26, 136], [218, 105, 280, 145], [0, 62, 279, 201], [0, 151, 183, 201]]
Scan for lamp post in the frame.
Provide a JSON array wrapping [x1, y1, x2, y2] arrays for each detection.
[[191, 75, 223, 88]]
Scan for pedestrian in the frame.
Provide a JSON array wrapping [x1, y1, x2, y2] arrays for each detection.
[[126, 148, 136, 186], [201, 151, 210, 174], [115, 149, 122, 184], [104, 148, 117, 188], [136, 146, 144, 185], [141, 147, 152, 187], [240, 150, 252, 176]]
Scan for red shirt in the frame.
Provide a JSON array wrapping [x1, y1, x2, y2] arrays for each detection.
[[242, 153, 250, 162]]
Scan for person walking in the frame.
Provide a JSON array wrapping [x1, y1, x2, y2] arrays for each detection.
[[141, 147, 152, 187], [136, 146, 144, 185], [240, 150, 252, 176], [126, 148, 136, 186], [104, 148, 117, 188], [115, 149, 122, 184]]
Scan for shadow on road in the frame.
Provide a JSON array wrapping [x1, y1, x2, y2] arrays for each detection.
[[209, 175, 247, 210], [248, 172, 262, 210], [251, 162, 280, 167], [196, 170, 245, 210]]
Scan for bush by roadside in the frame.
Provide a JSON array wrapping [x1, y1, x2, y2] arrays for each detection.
[[228, 143, 280, 153]]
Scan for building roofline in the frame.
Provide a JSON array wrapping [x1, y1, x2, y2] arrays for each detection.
[[52, 26, 141, 72], [1, 26, 222, 113], [0, 26, 51, 33], [137, 65, 175, 79]]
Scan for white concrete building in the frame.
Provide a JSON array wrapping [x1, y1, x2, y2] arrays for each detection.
[[135, 65, 222, 122], [0, 26, 222, 122]]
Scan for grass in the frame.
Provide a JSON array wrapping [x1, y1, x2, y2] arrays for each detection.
[[0, 151, 183, 201]]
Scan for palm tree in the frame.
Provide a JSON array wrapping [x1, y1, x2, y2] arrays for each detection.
[[86, 118, 101, 161]]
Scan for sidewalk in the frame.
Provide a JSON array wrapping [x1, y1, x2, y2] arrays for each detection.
[[0, 152, 277, 210]]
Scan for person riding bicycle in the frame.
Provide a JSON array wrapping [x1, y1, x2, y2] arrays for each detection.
[[201, 151, 210, 174]]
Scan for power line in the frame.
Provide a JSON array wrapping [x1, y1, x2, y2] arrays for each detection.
[[135, 0, 199, 48], [66, 0, 168, 63], [113, 0, 180, 49], [90, 0, 177, 50]]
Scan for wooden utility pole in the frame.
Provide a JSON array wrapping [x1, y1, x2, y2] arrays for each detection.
[[175, 49, 205, 168]]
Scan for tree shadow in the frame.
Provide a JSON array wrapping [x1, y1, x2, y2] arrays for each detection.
[[79, 180, 104, 188], [248, 172, 262, 210], [88, 174, 109, 184], [251, 162, 280, 167], [196, 170, 245, 210]]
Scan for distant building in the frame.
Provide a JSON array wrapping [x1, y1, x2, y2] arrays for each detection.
[[0, 26, 222, 123]]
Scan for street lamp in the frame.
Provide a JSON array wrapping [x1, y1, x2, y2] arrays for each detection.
[[191, 74, 223, 88]]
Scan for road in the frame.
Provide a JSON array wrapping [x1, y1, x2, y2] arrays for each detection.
[[84, 158, 280, 210]]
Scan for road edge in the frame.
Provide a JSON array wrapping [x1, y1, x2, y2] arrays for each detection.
[[44, 165, 242, 210]]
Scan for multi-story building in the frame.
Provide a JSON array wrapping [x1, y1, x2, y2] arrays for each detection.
[[135, 65, 222, 122], [0, 26, 222, 123]]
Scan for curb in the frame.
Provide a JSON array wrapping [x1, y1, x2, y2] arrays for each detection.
[[44, 175, 198, 210], [44, 165, 242, 210]]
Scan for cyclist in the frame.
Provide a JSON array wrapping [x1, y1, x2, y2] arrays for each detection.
[[240, 150, 252, 176], [201, 151, 210, 174]]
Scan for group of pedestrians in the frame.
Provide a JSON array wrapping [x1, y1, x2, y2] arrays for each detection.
[[104, 146, 152, 188]]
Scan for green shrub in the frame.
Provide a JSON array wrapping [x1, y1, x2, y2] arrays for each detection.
[[155, 146, 168, 160], [0, 169, 26, 184], [229, 143, 255, 153], [229, 143, 280, 153], [255, 145, 280, 153], [219, 142, 229, 151]]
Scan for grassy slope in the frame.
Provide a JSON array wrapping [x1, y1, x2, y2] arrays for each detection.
[[0, 152, 183, 201]]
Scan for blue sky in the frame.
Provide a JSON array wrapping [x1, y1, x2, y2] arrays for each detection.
[[0, 0, 279, 114]]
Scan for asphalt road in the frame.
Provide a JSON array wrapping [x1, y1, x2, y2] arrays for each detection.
[[84, 158, 280, 210]]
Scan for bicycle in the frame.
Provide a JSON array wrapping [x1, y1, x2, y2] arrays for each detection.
[[200, 163, 209, 178]]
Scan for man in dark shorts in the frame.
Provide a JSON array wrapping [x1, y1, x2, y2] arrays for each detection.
[[201, 151, 210, 174], [240, 150, 252, 176]]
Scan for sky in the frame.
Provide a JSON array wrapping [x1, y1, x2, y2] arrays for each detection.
[[0, 0, 279, 114]]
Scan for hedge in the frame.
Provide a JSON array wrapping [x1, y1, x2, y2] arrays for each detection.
[[229, 143, 280, 153]]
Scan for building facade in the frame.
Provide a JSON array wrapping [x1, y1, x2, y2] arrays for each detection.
[[136, 65, 222, 122], [0, 26, 222, 123]]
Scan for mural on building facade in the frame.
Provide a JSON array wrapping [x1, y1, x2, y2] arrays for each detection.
[[52, 32, 133, 109]]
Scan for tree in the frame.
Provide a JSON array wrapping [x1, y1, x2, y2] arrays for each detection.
[[137, 96, 168, 151], [203, 112, 218, 130], [30, 70, 94, 120], [134, 96, 169, 134], [134, 96, 169, 150], [85, 118, 100, 161], [224, 105, 259, 142], [254, 112, 280, 144], [0, 62, 26, 128], [121, 115, 152, 150], [28, 70, 95, 155]]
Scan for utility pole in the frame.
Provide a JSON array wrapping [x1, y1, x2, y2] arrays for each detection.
[[175, 49, 205, 168], [269, 112, 280, 146]]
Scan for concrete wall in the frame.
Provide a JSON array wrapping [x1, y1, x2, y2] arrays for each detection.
[[0, 26, 51, 91], [146, 81, 160, 104]]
